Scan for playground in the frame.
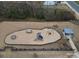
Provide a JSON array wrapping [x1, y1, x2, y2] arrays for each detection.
[[5, 28, 61, 45]]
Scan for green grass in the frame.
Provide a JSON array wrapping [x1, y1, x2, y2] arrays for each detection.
[[75, 1, 79, 4]]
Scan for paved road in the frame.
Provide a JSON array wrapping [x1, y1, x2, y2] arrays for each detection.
[[67, 1, 79, 13]]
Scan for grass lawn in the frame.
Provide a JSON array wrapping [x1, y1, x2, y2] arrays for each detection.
[[75, 1, 79, 5]]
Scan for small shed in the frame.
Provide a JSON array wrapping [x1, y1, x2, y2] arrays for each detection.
[[63, 28, 74, 38]]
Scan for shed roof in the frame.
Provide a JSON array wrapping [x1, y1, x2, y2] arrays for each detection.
[[64, 28, 74, 34]]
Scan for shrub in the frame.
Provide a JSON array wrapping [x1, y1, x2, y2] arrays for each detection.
[[0, 2, 76, 21], [33, 53, 38, 58], [35, 8, 45, 19]]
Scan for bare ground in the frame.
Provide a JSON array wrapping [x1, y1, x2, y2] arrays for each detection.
[[0, 21, 79, 58]]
